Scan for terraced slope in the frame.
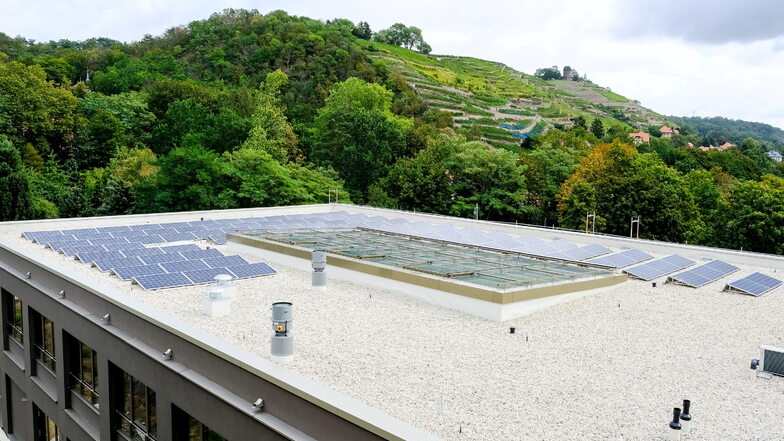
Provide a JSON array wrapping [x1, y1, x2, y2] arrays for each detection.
[[358, 40, 666, 149]]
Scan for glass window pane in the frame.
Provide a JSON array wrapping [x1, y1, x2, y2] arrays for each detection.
[[123, 373, 132, 417], [43, 318, 54, 354], [148, 388, 156, 437], [92, 349, 99, 390], [132, 377, 147, 428], [81, 343, 93, 386]]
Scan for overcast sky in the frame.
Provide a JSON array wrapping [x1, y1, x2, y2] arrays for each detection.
[[3, 0, 783, 129]]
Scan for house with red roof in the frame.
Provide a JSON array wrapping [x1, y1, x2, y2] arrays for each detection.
[[660, 125, 680, 138], [628, 131, 650, 144]]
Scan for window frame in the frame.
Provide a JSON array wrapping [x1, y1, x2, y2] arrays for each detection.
[[4, 293, 24, 347], [115, 369, 157, 441], [32, 312, 56, 373], [68, 336, 100, 410]]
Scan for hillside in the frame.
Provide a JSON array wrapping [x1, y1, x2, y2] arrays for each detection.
[[669, 115, 784, 150], [358, 39, 668, 149]]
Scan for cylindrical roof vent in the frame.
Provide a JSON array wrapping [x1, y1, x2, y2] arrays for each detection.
[[202, 274, 234, 317], [312, 250, 327, 290], [271, 302, 293, 362]]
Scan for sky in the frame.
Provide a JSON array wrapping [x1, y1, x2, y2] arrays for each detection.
[[3, 0, 784, 129]]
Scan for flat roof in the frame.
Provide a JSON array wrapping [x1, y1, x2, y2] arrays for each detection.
[[2, 204, 784, 440]]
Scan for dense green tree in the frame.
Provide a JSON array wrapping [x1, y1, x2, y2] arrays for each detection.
[[590, 118, 605, 138], [241, 70, 300, 162], [352, 21, 373, 40], [719, 175, 784, 254], [373, 23, 430, 53], [0, 138, 33, 220], [139, 145, 234, 213], [534, 66, 561, 80], [370, 135, 527, 220], [312, 78, 409, 200], [0, 59, 78, 155], [558, 140, 698, 241]]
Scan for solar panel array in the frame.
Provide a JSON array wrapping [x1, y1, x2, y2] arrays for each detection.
[[586, 249, 653, 268], [666, 260, 739, 287], [623, 254, 695, 281], [21, 216, 285, 289], [723, 272, 783, 296]]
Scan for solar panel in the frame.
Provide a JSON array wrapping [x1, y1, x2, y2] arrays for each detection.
[[97, 226, 131, 233], [144, 228, 177, 237], [159, 232, 198, 242], [181, 249, 223, 260], [46, 240, 92, 251], [88, 237, 130, 246], [133, 272, 192, 290], [128, 235, 164, 244], [182, 267, 234, 284], [128, 224, 161, 231], [667, 260, 740, 287], [75, 251, 124, 264], [160, 260, 209, 273], [623, 254, 695, 281], [60, 245, 107, 257], [201, 255, 248, 268], [120, 247, 164, 257], [113, 264, 167, 280], [225, 262, 277, 279], [586, 248, 652, 268], [101, 242, 146, 251], [93, 257, 144, 272], [207, 232, 228, 244], [724, 272, 782, 296], [159, 244, 201, 253], [139, 253, 186, 265]]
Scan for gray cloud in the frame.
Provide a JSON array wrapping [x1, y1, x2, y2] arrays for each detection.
[[613, 0, 784, 44]]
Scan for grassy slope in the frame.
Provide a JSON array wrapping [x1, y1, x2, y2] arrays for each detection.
[[358, 39, 669, 148]]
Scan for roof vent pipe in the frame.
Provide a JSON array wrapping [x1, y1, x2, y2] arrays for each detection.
[[668, 407, 682, 441], [680, 400, 691, 436], [202, 274, 234, 318], [271, 302, 294, 363], [312, 250, 327, 291]]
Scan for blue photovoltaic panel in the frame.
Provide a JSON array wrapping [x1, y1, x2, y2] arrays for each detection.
[[113, 230, 149, 238], [88, 237, 130, 246], [46, 240, 92, 251], [202, 255, 248, 268], [161, 221, 192, 229], [586, 248, 653, 268], [623, 254, 695, 281], [159, 232, 198, 242], [579, 244, 612, 259], [97, 226, 131, 233], [181, 249, 223, 260], [724, 272, 782, 296], [667, 260, 739, 288], [76, 251, 124, 263], [133, 272, 191, 290], [101, 242, 146, 251], [209, 234, 228, 245], [113, 264, 167, 280], [159, 244, 201, 253], [139, 253, 186, 265], [160, 260, 209, 273], [225, 262, 276, 279], [128, 235, 164, 244], [93, 257, 144, 272], [183, 267, 233, 284], [144, 228, 177, 237], [60, 245, 107, 257], [120, 247, 164, 257], [128, 224, 161, 231]]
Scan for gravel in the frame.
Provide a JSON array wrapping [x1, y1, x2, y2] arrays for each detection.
[[3, 213, 784, 441]]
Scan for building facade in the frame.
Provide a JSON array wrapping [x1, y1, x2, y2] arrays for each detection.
[[0, 238, 422, 441]]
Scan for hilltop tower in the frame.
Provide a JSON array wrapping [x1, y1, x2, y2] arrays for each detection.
[[563, 65, 573, 80]]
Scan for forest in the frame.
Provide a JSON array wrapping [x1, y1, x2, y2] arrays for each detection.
[[0, 9, 783, 254]]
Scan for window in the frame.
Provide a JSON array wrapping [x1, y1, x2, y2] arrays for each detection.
[[34, 405, 59, 441], [5, 294, 24, 345], [33, 313, 56, 372], [69, 338, 99, 409], [173, 406, 227, 441], [116, 370, 156, 441]]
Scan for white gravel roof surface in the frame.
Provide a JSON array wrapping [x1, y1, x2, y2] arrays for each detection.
[[2, 206, 783, 440]]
